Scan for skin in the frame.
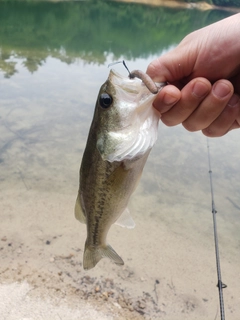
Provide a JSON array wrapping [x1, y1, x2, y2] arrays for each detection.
[[146, 13, 240, 137]]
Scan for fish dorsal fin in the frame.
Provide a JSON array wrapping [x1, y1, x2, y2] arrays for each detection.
[[115, 208, 135, 229], [74, 193, 86, 224]]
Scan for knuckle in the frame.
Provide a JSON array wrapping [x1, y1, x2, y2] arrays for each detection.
[[146, 62, 158, 78]]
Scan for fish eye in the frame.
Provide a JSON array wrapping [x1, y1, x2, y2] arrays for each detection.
[[99, 93, 112, 109]]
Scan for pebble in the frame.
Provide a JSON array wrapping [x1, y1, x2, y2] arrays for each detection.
[[1, 236, 7, 241], [49, 257, 55, 263], [128, 305, 134, 312], [139, 301, 146, 309], [112, 302, 122, 309], [95, 285, 100, 292], [118, 300, 127, 308]]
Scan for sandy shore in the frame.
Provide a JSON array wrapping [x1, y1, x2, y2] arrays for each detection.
[[114, 0, 240, 12], [116, 0, 212, 10], [1, 151, 240, 320]]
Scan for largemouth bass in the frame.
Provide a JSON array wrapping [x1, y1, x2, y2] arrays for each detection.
[[75, 69, 165, 270]]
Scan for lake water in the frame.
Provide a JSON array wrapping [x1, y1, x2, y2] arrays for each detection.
[[0, 1, 240, 319]]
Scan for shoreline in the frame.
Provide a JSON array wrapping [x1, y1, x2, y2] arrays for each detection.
[[115, 0, 240, 12]]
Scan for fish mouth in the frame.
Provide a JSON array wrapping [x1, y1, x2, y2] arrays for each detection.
[[108, 69, 142, 94], [108, 68, 158, 114], [108, 69, 166, 96]]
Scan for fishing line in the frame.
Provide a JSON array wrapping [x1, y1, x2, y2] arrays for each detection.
[[207, 138, 227, 320], [108, 60, 131, 75]]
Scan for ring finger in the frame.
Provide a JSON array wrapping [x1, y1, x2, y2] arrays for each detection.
[[202, 94, 240, 137]]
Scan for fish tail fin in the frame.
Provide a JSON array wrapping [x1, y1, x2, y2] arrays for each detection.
[[83, 244, 124, 270]]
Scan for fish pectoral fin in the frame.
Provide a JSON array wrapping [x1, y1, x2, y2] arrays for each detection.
[[115, 208, 135, 229], [74, 193, 86, 224], [83, 245, 124, 270]]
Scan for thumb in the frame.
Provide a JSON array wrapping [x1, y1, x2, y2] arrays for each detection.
[[146, 47, 194, 85]]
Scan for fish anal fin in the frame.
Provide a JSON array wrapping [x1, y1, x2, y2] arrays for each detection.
[[115, 208, 135, 229], [74, 193, 86, 224], [83, 244, 124, 270]]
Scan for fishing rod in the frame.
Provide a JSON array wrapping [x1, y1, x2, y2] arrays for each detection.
[[207, 138, 227, 320]]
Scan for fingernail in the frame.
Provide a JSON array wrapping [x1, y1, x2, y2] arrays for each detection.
[[213, 82, 231, 98], [192, 81, 209, 98], [163, 93, 178, 106], [227, 94, 240, 107]]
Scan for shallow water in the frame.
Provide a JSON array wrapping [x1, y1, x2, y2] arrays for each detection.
[[0, 1, 240, 319]]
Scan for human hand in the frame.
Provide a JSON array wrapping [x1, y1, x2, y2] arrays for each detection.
[[147, 13, 240, 137]]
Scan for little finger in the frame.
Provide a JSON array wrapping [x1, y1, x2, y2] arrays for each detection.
[[202, 94, 240, 137]]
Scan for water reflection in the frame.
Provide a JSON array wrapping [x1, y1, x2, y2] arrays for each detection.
[[0, 1, 232, 77]]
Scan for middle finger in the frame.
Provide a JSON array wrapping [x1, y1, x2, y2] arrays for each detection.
[[182, 80, 234, 132]]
